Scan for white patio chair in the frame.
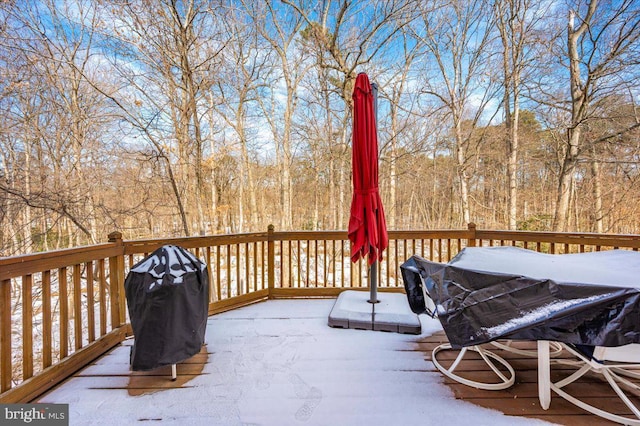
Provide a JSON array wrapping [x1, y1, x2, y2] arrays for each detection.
[[548, 343, 640, 425], [422, 278, 562, 390], [431, 340, 563, 391]]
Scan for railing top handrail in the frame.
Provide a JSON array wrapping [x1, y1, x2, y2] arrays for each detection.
[[473, 229, 640, 247], [122, 231, 271, 254], [268, 228, 478, 240], [0, 241, 120, 264], [269, 230, 347, 241], [0, 243, 122, 282]]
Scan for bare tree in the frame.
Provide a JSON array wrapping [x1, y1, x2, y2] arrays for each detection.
[[377, 30, 422, 229], [0, 0, 116, 251], [495, 0, 547, 230], [551, 0, 640, 231], [210, 7, 272, 232], [282, 0, 415, 229], [93, 0, 227, 236], [244, 1, 310, 230], [412, 0, 498, 226]]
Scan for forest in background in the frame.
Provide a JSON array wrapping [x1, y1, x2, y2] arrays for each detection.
[[1, 0, 639, 256]]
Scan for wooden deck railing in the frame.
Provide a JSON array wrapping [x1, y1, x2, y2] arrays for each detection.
[[1, 223, 639, 403]]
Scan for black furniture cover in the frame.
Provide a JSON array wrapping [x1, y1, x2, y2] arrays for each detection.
[[125, 245, 209, 371], [401, 246, 640, 349]]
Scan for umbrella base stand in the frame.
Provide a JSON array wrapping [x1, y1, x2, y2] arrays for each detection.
[[328, 290, 421, 334]]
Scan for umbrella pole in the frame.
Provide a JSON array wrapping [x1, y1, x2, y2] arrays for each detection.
[[368, 260, 379, 304], [368, 81, 380, 304]]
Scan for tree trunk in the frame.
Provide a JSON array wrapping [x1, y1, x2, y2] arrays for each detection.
[[389, 103, 398, 229], [236, 105, 258, 231], [591, 155, 604, 233], [23, 138, 34, 253], [338, 125, 348, 230], [281, 91, 294, 230], [553, 3, 598, 231], [507, 105, 519, 230], [554, 137, 579, 232], [455, 121, 471, 225]]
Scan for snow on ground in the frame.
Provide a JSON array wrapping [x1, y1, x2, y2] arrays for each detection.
[[39, 299, 555, 426]]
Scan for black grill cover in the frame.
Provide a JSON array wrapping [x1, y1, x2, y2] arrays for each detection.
[[125, 245, 209, 371], [401, 247, 640, 349]]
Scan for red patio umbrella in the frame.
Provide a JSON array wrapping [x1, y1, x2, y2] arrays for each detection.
[[348, 73, 388, 292]]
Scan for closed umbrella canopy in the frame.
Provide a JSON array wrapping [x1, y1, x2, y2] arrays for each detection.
[[348, 73, 388, 265]]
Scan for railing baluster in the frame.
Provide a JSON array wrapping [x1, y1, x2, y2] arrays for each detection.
[[205, 247, 213, 302], [395, 239, 400, 279], [245, 243, 250, 294], [98, 259, 107, 337], [306, 240, 311, 288], [331, 240, 336, 288], [340, 240, 346, 287], [22, 274, 33, 380], [385, 239, 391, 287], [314, 240, 319, 288], [236, 244, 241, 295], [253, 242, 258, 292], [280, 241, 293, 287], [86, 262, 95, 343], [1, 279, 11, 392], [42, 271, 52, 368], [59, 267, 68, 359], [215, 246, 221, 301], [323, 240, 327, 287], [225, 244, 231, 298], [73, 264, 83, 351], [297, 241, 302, 288], [261, 241, 266, 290]]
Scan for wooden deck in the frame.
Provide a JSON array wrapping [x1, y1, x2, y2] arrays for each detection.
[[35, 299, 639, 425], [418, 332, 640, 425]]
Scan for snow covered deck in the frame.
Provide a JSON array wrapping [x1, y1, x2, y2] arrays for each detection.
[[37, 299, 589, 425]]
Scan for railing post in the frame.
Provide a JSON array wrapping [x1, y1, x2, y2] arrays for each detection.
[[467, 222, 477, 247], [267, 225, 275, 299], [0, 279, 11, 393], [108, 232, 125, 329]]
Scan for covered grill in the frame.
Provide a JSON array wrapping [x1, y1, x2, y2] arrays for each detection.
[[124, 245, 209, 371]]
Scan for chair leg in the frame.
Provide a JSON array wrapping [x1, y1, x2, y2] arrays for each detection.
[[171, 364, 177, 381], [538, 341, 551, 410], [490, 340, 563, 358], [550, 380, 640, 425], [603, 369, 640, 419], [549, 343, 640, 425], [432, 343, 515, 391], [553, 364, 592, 388]]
